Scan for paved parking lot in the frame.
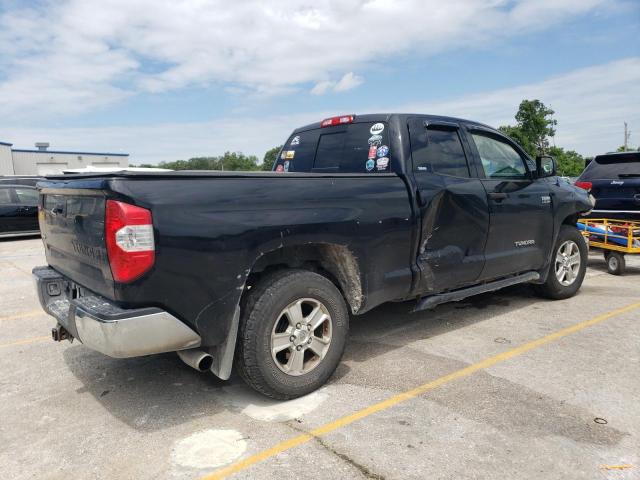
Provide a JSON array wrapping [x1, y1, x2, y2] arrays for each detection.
[[1, 237, 639, 480]]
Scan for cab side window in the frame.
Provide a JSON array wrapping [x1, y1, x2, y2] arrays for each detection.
[[411, 125, 470, 177], [0, 188, 12, 205], [471, 133, 528, 178], [14, 188, 38, 206]]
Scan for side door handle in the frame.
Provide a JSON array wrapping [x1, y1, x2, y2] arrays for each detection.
[[488, 192, 508, 202]]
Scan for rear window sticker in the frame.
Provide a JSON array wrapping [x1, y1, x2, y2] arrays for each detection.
[[366, 159, 375, 171], [376, 157, 389, 171], [377, 145, 389, 157], [370, 123, 384, 135], [368, 146, 377, 159], [284, 160, 290, 172], [290, 136, 300, 146], [276, 164, 285, 172], [285, 150, 295, 159], [368, 135, 382, 146]]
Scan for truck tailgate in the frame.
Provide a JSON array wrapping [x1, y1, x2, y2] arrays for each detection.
[[39, 186, 115, 298]]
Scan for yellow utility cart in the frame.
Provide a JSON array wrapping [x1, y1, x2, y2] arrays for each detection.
[[577, 218, 640, 275]]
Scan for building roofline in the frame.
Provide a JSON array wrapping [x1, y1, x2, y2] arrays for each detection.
[[11, 149, 129, 157], [0, 141, 13, 147]]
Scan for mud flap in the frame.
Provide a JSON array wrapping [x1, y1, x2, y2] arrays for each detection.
[[209, 305, 239, 380]]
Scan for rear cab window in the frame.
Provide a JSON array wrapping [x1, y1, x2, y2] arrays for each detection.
[[580, 152, 640, 180], [275, 120, 392, 173]]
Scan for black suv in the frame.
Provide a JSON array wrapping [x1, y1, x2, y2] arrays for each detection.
[[576, 151, 640, 220]]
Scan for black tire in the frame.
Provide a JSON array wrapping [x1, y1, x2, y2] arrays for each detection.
[[535, 225, 588, 300], [235, 269, 349, 400], [606, 251, 625, 275]]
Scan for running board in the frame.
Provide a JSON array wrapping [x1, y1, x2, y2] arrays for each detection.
[[414, 271, 540, 312]]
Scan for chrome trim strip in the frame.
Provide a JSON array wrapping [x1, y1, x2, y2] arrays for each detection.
[[0, 230, 40, 238]]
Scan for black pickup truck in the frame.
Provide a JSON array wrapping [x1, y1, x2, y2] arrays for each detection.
[[33, 113, 594, 399]]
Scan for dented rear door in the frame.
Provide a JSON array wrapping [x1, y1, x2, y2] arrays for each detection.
[[407, 118, 489, 293]]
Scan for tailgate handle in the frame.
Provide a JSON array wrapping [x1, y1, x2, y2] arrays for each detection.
[[488, 192, 508, 202]]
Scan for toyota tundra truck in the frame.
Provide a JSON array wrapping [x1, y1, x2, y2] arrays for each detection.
[[33, 113, 594, 399]]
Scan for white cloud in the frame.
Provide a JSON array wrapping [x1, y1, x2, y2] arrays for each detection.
[[311, 72, 364, 95], [334, 72, 364, 92], [310, 80, 335, 95], [0, 0, 615, 119], [4, 58, 638, 163]]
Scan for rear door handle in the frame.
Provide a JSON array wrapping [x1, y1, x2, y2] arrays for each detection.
[[488, 192, 508, 201]]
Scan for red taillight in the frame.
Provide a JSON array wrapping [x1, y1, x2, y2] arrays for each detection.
[[320, 114, 355, 128], [105, 200, 155, 283], [575, 181, 592, 191]]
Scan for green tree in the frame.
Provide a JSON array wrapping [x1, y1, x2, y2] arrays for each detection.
[[261, 145, 283, 171], [217, 152, 260, 171], [499, 99, 557, 157], [158, 152, 260, 171], [547, 146, 585, 177], [616, 145, 639, 152], [498, 125, 535, 156]]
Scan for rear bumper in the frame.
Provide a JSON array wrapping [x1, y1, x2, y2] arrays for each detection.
[[32, 266, 201, 358], [586, 209, 640, 221]]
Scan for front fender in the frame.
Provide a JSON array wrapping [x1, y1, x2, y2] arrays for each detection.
[[535, 179, 592, 283]]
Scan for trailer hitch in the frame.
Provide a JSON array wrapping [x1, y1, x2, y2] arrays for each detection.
[[51, 324, 73, 343]]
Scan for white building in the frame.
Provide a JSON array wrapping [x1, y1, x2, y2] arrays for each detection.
[[0, 141, 128, 176]]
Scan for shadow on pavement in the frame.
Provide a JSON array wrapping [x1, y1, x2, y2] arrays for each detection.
[[62, 283, 535, 431], [61, 281, 627, 448]]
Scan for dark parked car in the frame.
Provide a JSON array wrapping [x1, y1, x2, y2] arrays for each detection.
[[33, 113, 593, 399], [0, 184, 40, 238], [575, 151, 640, 220], [0, 175, 43, 187]]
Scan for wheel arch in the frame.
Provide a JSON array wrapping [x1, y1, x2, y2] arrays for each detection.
[[246, 243, 364, 315]]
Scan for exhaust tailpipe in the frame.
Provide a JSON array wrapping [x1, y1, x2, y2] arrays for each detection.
[[177, 348, 213, 372]]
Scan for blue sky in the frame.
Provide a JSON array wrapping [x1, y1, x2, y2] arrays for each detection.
[[0, 0, 639, 164]]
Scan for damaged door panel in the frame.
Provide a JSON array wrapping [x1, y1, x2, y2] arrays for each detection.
[[408, 118, 489, 293]]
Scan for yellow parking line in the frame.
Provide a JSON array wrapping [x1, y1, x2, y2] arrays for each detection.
[[0, 335, 50, 348], [600, 464, 633, 471], [0, 310, 45, 322], [202, 301, 640, 480]]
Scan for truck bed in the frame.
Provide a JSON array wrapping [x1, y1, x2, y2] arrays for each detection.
[[37, 172, 415, 347]]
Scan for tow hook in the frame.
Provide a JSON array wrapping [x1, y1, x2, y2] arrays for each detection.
[[51, 324, 73, 343]]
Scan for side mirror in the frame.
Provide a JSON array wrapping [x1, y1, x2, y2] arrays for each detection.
[[536, 155, 556, 178]]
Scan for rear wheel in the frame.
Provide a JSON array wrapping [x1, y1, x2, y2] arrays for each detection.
[[535, 225, 587, 299], [605, 251, 625, 275], [235, 269, 349, 400]]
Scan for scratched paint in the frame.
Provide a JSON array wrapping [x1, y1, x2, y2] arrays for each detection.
[[172, 429, 246, 469]]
